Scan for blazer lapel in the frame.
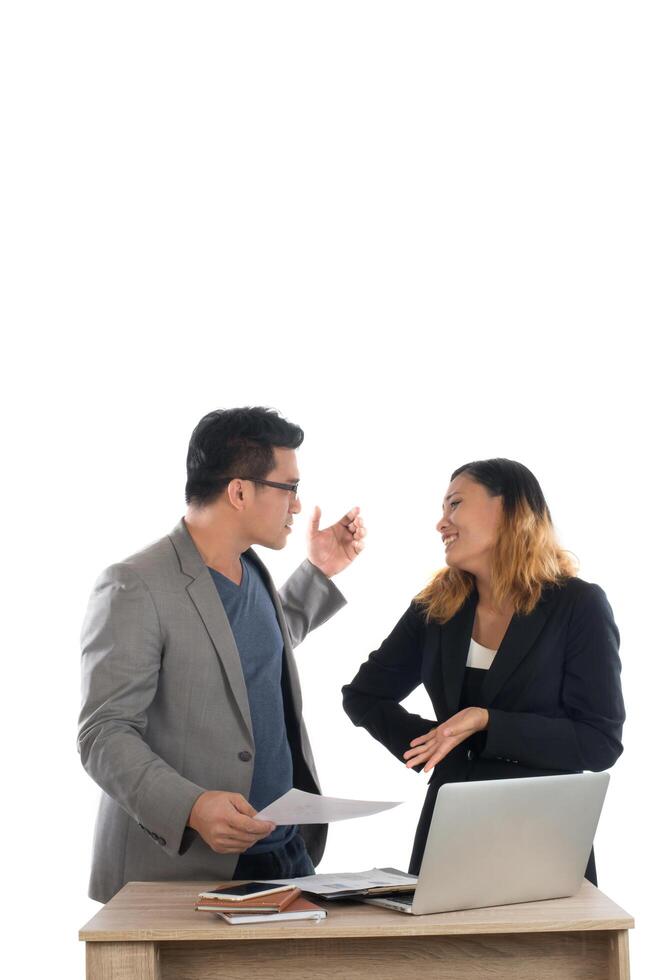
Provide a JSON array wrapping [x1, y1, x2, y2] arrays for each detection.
[[481, 590, 553, 706], [168, 519, 254, 743], [440, 589, 478, 716]]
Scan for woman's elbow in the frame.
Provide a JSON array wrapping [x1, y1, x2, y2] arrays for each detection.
[[342, 683, 365, 725], [581, 734, 624, 772]]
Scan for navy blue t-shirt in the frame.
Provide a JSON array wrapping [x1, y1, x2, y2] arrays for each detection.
[[209, 555, 296, 852]]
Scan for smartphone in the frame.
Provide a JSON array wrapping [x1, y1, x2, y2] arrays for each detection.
[[198, 881, 293, 902]]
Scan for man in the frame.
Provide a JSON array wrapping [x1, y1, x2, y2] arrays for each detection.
[[78, 407, 365, 903]]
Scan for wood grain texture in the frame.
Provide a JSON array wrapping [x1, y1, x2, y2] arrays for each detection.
[[158, 932, 616, 980], [86, 941, 160, 980], [79, 879, 634, 943], [608, 930, 630, 980]]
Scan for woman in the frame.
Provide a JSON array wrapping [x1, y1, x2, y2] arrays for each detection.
[[342, 459, 625, 885]]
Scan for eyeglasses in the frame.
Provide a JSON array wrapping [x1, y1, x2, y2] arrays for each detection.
[[227, 477, 300, 499]]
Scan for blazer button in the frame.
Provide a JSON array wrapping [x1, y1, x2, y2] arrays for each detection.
[[238, 750, 252, 762], [467, 749, 476, 762]]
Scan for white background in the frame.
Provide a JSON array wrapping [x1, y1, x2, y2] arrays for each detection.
[[2, 2, 652, 976]]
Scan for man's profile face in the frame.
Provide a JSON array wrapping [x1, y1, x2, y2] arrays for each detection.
[[248, 447, 302, 550]]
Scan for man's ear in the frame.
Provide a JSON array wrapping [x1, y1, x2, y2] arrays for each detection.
[[226, 479, 246, 511]]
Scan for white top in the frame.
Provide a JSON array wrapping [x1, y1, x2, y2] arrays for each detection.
[[466, 637, 498, 670]]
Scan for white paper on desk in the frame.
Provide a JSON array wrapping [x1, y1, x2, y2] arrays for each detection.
[[256, 788, 401, 824], [267, 868, 418, 896]]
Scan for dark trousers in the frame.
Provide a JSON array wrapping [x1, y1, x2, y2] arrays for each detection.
[[233, 832, 315, 881]]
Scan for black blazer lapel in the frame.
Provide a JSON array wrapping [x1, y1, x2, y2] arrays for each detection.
[[481, 592, 553, 706], [440, 590, 478, 716]]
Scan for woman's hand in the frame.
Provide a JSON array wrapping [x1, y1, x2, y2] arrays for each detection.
[[403, 707, 490, 773]]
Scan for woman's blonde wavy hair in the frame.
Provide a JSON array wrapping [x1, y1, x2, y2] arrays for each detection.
[[415, 459, 578, 624]]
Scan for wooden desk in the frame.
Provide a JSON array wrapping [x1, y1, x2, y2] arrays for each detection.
[[79, 879, 633, 979]]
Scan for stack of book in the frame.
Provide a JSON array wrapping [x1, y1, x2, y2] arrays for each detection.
[[195, 884, 326, 925]]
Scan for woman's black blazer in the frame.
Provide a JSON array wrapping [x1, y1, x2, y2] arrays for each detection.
[[342, 576, 625, 881]]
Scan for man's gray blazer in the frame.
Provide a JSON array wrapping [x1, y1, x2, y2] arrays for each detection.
[[78, 519, 346, 903]]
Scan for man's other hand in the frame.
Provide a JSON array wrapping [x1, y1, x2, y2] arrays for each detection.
[[188, 791, 276, 854], [307, 505, 366, 578]]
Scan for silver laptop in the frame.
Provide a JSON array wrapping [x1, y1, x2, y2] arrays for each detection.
[[362, 772, 609, 915]]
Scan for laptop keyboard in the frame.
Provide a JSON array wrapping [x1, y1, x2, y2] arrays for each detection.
[[378, 891, 414, 907]]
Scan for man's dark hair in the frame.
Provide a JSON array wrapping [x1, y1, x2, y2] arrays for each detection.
[[185, 407, 304, 506]]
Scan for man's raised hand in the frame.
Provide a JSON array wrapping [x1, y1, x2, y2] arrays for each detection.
[[307, 505, 366, 578]]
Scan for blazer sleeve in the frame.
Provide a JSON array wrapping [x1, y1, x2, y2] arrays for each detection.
[[482, 583, 625, 771], [342, 602, 437, 764], [279, 559, 347, 648], [77, 564, 206, 858]]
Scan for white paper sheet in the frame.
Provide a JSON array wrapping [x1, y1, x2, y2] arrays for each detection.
[[256, 788, 401, 824], [267, 868, 418, 896]]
